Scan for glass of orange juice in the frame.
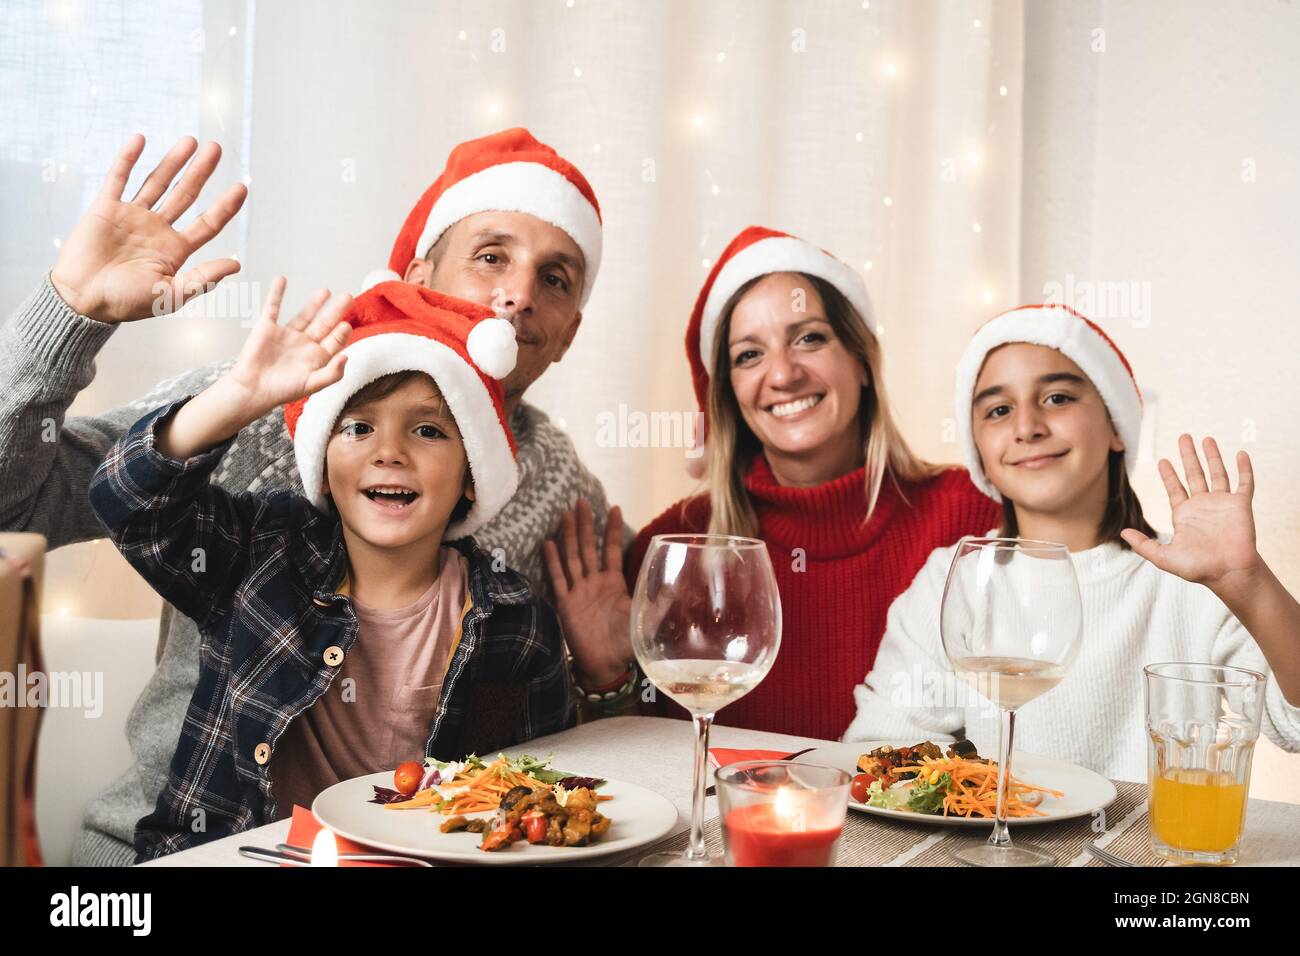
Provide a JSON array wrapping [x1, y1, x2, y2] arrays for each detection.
[[1144, 662, 1265, 865]]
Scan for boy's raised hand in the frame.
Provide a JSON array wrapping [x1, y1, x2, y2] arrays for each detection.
[[228, 277, 353, 417], [49, 134, 248, 324], [1121, 434, 1261, 589]]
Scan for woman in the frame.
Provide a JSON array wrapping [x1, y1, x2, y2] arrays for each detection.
[[845, 303, 1300, 780], [546, 226, 999, 738]]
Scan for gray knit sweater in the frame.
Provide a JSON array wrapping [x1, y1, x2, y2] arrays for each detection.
[[1, 276, 619, 866]]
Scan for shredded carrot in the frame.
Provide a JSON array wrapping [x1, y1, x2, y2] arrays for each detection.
[[892, 755, 1064, 819]]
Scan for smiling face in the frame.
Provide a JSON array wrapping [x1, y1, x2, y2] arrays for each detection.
[[320, 372, 473, 552], [723, 272, 870, 482], [404, 210, 585, 407], [971, 343, 1124, 519]]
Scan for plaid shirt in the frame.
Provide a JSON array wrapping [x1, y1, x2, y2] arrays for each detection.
[[89, 396, 576, 862]]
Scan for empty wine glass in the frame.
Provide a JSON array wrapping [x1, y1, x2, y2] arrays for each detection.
[[940, 537, 1083, 866], [630, 534, 782, 866]]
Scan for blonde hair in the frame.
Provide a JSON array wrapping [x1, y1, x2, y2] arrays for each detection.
[[700, 273, 940, 537]]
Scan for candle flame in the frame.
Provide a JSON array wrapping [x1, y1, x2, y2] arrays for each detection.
[[311, 827, 339, 866], [773, 786, 807, 831]]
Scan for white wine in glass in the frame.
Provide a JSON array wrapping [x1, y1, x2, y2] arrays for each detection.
[[631, 534, 782, 867], [941, 538, 1083, 867]]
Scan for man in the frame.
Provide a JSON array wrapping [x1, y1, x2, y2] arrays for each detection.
[[0, 128, 632, 866]]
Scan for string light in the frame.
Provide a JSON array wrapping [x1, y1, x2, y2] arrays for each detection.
[[52, 237, 61, 249], [883, 61, 898, 80], [229, 26, 237, 36], [592, 143, 601, 153], [573, 66, 582, 77], [883, 196, 893, 207], [973, 222, 982, 233], [702, 258, 711, 268], [999, 85, 1008, 96], [458, 30, 467, 40], [716, 51, 726, 62], [855, 131, 864, 142], [973, 19, 982, 28], [981, 288, 994, 305], [862, 260, 873, 271]]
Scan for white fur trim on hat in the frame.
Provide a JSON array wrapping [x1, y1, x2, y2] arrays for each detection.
[[954, 307, 1143, 502], [292, 333, 518, 538], [465, 317, 518, 380], [698, 236, 873, 371], [414, 161, 602, 307]]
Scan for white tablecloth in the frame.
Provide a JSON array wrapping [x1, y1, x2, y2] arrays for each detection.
[[142, 716, 1300, 867]]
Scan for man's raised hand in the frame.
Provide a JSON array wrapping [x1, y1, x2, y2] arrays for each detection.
[[49, 133, 247, 324]]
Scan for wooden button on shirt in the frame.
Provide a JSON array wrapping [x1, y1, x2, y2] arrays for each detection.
[[272, 547, 469, 819]]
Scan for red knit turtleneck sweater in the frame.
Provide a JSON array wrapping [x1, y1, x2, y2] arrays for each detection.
[[625, 456, 1001, 741]]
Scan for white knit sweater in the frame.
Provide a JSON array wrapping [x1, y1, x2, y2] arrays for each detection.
[[843, 533, 1300, 782]]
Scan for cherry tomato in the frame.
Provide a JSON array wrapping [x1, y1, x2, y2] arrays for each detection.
[[850, 773, 877, 803], [523, 813, 547, 844], [393, 760, 424, 796]]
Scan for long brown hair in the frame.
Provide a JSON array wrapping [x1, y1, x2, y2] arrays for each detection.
[[700, 273, 940, 537]]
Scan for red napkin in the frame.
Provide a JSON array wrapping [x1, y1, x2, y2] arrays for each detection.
[[708, 748, 791, 770], [283, 804, 394, 867]]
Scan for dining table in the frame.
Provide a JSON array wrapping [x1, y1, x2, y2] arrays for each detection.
[[141, 715, 1300, 867]]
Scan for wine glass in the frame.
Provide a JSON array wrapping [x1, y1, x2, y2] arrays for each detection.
[[630, 534, 782, 866], [940, 537, 1083, 866]]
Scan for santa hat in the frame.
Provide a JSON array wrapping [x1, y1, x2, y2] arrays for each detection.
[[954, 303, 1143, 502], [362, 128, 602, 306], [683, 225, 874, 475], [283, 281, 519, 538]]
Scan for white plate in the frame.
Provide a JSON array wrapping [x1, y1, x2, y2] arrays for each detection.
[[312, 771, 679, 864], [793, 741, 1117, 827]]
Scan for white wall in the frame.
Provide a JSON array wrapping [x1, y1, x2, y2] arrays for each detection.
[[1019, 0, 1300, 802]]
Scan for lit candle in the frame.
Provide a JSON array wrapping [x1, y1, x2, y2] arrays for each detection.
[[723, 786, 844, 867], [310, 827, 339, 866]]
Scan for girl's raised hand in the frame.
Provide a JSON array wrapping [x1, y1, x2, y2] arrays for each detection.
[[228, 277, 352, 416], [1121, 434, 1261, 589]]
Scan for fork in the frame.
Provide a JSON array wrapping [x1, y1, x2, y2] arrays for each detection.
[[1085, 840, 1138, 867], [702, 747, 817, 797]]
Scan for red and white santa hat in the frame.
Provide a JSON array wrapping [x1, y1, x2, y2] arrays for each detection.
[[686, 225, 874, 414], [283, 281, 519, 538], [362, 127, 603, 306], [954, 303, 1143, 502]]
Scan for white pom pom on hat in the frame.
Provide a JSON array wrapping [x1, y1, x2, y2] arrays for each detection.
[[466, 317, 518, 380]]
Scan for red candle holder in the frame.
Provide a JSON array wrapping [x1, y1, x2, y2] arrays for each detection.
[[716, 761, 851, 867]]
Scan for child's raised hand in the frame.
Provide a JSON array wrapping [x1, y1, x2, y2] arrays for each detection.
[[1121, 434, 1261, 590], [228, 277, 352, 415]]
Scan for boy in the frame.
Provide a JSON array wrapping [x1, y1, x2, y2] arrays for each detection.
[[90, 277, 575, 861]]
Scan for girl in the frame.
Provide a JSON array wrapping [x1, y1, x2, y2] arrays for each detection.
[[845, 303, 1300, 780]]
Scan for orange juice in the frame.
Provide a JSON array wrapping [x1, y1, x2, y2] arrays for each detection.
[[1149, 767, 1247, 853]]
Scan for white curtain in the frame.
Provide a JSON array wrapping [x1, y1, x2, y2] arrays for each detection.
[[4, 3, 1300, 802]]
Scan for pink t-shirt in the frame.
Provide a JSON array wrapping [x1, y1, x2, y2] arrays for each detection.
[[272, 547, 469, 819]]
